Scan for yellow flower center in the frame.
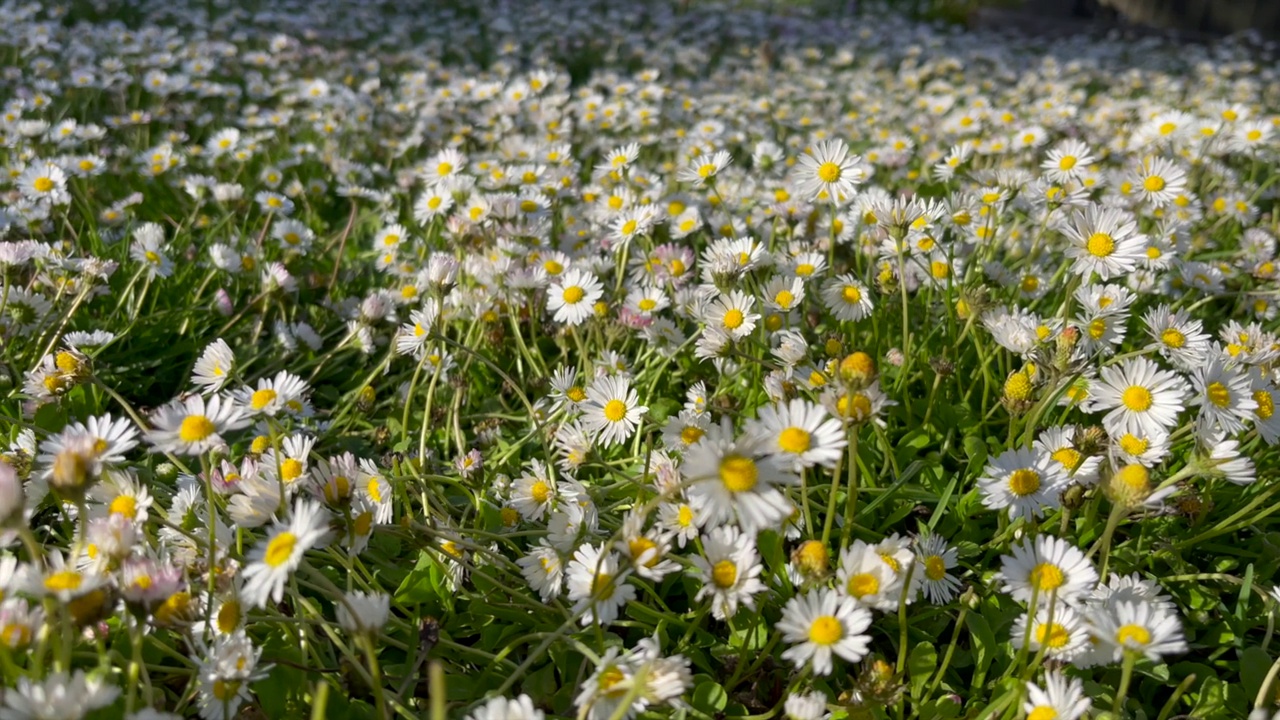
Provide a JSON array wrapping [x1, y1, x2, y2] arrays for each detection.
[[718, 455, 758, 493], [677, 505, 695, 527], [723, 309, 744, 330], [1058, 156, 1077, 170], [562, 286, 585, 304], [621, 219, 638, 236], [847, 572, 879, 598], [1122, 386, 1153, 412], [924, 556, 947, 581], [603, 399, 628, 422], [530, 480, 551, 504], [44, 571, 83, 593], [712, 559, 738, 588], [264, 532, 297, 567], [1143, 176, 1165, 192], [1118, 434, 1149, 456], [1035, 621, 1070, 649], [680, 425, 705, 445], [1161, 328, 1185, 348], [109, 495, 137, 518], [1254, 391, 1274, 420], [566, 386, 586, 403], [1206, 381, 1231, 408], [1029, 562, 1065, 592], [251, 388, 278, 410], [1051, 448, 1084, 475], [178, 415, 216, 443], [33, 177, 54, 193], [217, 600, 241, 633], [1008, 469, 1041, 496], [775, 290, 795, 309], [778, 427, 811, 454], [280, 458, 304, 482], [1028, 707, 1057, 720], [808, 615, 843, 645], [1115, 623, 1151, 646], [816, 162, 842, 183], [1086, 232, 1115, 257]]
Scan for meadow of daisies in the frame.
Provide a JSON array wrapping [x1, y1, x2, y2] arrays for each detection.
[[4, 0, 1280, 717]]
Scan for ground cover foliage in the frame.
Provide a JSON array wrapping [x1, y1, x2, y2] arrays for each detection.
[[1, 0, 1280, 718]]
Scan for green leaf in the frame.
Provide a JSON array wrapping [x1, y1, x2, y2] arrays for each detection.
[[908, 641, 938, 698], [1241, 647, 1272, 701], [965, 613, 997, 678], [1189, 676, 1227, 719], [692, 680, 727, 713]]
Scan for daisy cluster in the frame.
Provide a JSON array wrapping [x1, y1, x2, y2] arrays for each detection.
[[0, 0, 1279, 718]]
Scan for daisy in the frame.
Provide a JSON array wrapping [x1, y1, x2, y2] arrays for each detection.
[[1010, 605, 1089, 661], [146, 394, 250, 456], [777, 588, 873, 675], [1134, 157, 1186, 207], [466, 695, 546, 720], [1088, 600, 1187, 663], [821, 274, 874, 322], [914, 534, 961, 604], [1189, 352, 1257, 437], [1041, 139, 1095, 183], [1062, 205, 1146, 281], [234, 371, 312, 418], [192, 339, 236, 393], [977, 447, 1067, 521], [1033, 425, 1101, 486], [241, 498, 330, 608], [689, 525, 765, 620], [836, 540, 902, 611], [548, 268, 603, 326], [566, 542, 635, 627], [705, 290, 759, 340], [336, 591, 391, 635], [682, 420, 796, 534], [794, 139, 863, 204], [510, 459, 557, 521], [1142, 305, 1210, 370], [1089, 357, 1189, 440], [16, 161, 69, 205], [676, 150, 732, 187], [581, 375, 647, 448], [2, 671, 119, 720], [999, 535, 1098, 607], [1023, 671, 1091, 720], [661, 410, 711, 452], [748, 399, 846, 471], [517, 542, 564, 602]]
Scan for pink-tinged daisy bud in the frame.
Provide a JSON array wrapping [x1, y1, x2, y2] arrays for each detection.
[[213, 288, 233, 316]]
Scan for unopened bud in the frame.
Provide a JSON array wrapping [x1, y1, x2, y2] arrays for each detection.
[[840, 352, 876, 385], [213, 288, 233, 317], [791, 540, 830, 579], [1107, 463, 1151, 508]]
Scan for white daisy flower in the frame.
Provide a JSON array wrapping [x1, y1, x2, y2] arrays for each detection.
[[999, 535, 1098, 607], [1023, 671, 1091, 720], [749, 399, 846, 471], [146, 394, 250, 456], [1088, 357, 1189, 440], [581, 375, 647, 448], [192, 338, 236, 393], [241, 498, 330, 608], [777, 587, 873, 675], [1087, 599, 1187, 663], [566, 542, 635, 627], [548, 268, 603, 326], [977, 447, 1068, 521], [688, 525, 765, 620], [682, 420, 796, 535]]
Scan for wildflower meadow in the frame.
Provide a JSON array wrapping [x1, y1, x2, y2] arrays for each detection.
[[2, 0, 1280, 718]]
